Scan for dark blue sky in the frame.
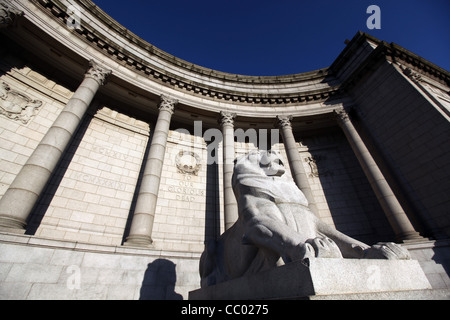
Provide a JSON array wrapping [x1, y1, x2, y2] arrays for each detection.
[[92, 0, 449, 76]]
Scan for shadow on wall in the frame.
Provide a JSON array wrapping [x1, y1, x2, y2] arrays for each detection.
[[139, 259, 183, 300], [432, 245, 450, 287]]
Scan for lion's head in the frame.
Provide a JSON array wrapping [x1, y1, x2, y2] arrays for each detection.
[[231, 150, 308, 206], [233, 150, 286, 179]]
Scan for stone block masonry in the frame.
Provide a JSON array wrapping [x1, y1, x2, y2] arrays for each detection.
[[28, 106, 149, 246], [151, 131, 212, 253], [0, 233, 200, 300]]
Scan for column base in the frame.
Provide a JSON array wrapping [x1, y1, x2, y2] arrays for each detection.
[[396, 231, 426, 243], [0, 216, 27, 234], [123, 234, 153, 248]]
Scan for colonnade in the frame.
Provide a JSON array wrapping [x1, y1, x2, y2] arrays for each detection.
[[0, 60, 111, 231], [0, 61, 423, 245]]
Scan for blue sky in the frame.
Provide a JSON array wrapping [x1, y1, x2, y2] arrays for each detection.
[[92, 0, 449, 76]]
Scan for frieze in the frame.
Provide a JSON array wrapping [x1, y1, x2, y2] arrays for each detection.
[[0, 81, 42, 124]]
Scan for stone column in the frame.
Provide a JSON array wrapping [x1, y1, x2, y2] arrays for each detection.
[[124, 95, 177, 247], [276, 115, 318, 215], [0, 60, 111, 232], [334, 109, 423, 242], [219, 111, 238, 230], [0, 0, 23, 29]]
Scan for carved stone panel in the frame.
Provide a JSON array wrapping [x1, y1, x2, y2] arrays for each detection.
[[0, 82, 42, 124], [304, 155, 332, 177]]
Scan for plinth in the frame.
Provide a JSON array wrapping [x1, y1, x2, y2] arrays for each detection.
[[189, 258, 432, 300]]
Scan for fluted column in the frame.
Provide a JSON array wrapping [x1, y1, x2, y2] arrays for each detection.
[[334, 109, 423, 242], [124, 95, 177, 246], [219, 111, 238, 230], [0, 0, 23, 29], [0, 60, 111, 232], [276, 115, 318, 215]]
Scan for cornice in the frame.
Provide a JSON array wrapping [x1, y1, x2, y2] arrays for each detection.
[[21, 1, 449, 110], [387, 42, 450, 86], [31, 0, 342, 106], [334, 32, 450, 89]]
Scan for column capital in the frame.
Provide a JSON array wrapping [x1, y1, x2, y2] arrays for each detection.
[[276, 115, 293, 129], [158, 94, 178, 115], [0, 0, 23, 28], [85, 60, 112, 86], [219, 111, 236, 127], [333, 109, 350, 124]]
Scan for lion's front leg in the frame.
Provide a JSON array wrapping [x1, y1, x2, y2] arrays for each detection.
[[363, 242, 411, 260], [241, 201, 316, 264]]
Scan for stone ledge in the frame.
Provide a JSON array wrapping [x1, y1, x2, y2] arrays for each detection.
[[189, 258, 432, 300], [309, 289, 450, 300], [0, 231, 201, 259]]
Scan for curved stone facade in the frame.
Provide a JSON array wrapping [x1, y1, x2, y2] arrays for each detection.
[[0, 0, 449, 299]]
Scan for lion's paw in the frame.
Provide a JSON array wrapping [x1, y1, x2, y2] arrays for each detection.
[[283, 242, 315, 263], [363, 242, 411, 260], [306, 237, 343, 258]]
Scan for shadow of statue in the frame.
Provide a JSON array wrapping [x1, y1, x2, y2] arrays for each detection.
[[139, 259, 183, 300]]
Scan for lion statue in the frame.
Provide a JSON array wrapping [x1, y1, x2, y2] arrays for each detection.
[[199, 150, 410, 287]]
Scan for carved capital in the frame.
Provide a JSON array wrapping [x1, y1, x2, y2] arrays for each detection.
[[85, 60, 112, 86], [333, 109, 350, 124], [158, 94, 178, 114], [219, 111, 236, 127], [276, 115, 293, 129], [0, 0, 23, 28]]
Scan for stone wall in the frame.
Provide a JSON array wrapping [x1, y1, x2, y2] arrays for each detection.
[[404, 240, 450, 290], [28, 106, 150, 246], [152, 130, 217, 252], [1, 233, 448, 300], [0, 62, 71, 198], [350, 61, 450, 238], [298, 131, 395, 244], [0, 233, 200, 299]]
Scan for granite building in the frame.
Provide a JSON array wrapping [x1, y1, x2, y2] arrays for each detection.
[[0, 0, 449, 299]]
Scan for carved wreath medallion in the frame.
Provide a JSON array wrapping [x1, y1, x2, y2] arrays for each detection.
[[175, 150, 201, 175]]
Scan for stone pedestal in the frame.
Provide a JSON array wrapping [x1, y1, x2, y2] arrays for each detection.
[[189, 258, 432, 300]]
